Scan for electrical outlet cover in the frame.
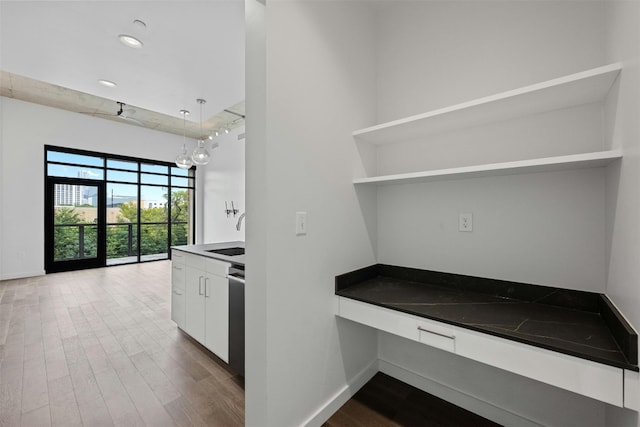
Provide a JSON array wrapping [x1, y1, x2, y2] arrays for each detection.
[[459, 213, 473, 232]]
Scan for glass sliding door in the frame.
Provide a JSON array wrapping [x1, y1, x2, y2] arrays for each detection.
[[106, 182, 139, 265], [45, 178, 106, 272]]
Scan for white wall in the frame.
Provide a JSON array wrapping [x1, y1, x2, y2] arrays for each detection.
[[245, 1, 379, 425], [0, 97, 186, 280], [603, 1, 640, 425], [604, 0, 640, 337], [377, 168, 607, 291], [374, 1, 606, 123], [197, 126, 246, 244]]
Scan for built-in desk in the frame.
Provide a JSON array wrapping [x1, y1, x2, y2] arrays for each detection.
[[335, 264, 638, 408]]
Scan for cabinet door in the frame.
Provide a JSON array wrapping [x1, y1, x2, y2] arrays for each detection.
[[171, 262, 186, 289], [171, 249, 186, 265], [185, 267, 206, 345], [171, 286, 186, 329], [171, 262, 186, 329], [204, 273, 229, 362]]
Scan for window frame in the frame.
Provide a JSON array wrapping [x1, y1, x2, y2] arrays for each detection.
[[45, 145, 196, 267]]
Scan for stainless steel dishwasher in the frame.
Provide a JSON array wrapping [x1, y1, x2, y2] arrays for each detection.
[[228, 266, 245, 376]]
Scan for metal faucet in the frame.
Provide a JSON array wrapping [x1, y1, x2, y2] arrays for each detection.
[[236, 212, 246, 231]]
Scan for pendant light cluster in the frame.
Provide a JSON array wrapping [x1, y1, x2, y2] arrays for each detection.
[[175, 98, 215, 169]]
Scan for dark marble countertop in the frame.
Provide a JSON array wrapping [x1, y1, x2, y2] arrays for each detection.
[[172, 241, 245, 267], [336, 264, 638, 371]]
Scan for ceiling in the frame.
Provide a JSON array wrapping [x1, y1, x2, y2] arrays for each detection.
[[0, 1, 245, 139]]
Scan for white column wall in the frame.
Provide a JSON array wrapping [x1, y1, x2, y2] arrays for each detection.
[[0, 97, 185, 280], [244, 0, 268, 423], [245, 1, 379, 425], [603, 1, 640, 425]]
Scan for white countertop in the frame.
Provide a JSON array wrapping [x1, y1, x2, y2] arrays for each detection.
[[172, 241, 245, 266]]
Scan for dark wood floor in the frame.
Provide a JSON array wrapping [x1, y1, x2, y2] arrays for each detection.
[[0, 261, 243, 427], [2, 261, 500, 426], [324, 372, 501, 427]]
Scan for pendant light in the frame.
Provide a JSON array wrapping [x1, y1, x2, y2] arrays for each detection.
[[191, 99, 210, 165], [175, 109, 193, 169]]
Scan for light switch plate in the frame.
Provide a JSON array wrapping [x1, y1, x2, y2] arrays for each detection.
[[296, 212, 307, 235]]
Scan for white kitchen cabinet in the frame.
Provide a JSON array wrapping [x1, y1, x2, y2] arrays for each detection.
[[204, 258, 229, 362], [185, 266, 207, 344], [171, 251, 186, 329], [174, 250, 230, 362], [337, 296, 627, 407]]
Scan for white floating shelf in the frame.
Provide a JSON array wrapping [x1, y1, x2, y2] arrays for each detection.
[[353, 151, 622, 186], [354, 63, 622, 146]]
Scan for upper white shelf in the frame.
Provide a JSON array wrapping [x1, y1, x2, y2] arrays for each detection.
[[353, 150, 622, 186], [353, 63, 622, 146]]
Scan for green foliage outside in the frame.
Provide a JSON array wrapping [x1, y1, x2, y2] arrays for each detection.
[[54, 190, 190, 262], [53, 208, 97, 261]]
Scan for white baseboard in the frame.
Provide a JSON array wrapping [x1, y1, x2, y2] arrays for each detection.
[[301, 358, 379, 427], [378, 359, 542, 427], [300, 357, 541, 427], [0, 270, 45, 281]]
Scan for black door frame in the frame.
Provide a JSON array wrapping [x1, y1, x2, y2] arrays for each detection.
[[45, 177, 107, 273]]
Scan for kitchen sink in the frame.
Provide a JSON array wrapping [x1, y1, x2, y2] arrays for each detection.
[[206, 247, 245, 256]]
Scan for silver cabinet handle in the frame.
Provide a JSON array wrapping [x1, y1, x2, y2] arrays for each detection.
[[204, 278, 210, 298], [173, 266, 183, 270], [173, 290, 183, 296], [198, 276, 204, 295], [417, 326, 455, 339]]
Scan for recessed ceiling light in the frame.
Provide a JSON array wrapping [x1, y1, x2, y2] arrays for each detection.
[[98, 79, 117, 88], [118, 34, 143, 49]]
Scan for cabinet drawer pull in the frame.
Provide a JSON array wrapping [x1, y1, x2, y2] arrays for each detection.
[[417, 326, 455, 340], [173, 266, 183, 270], [198, 276, 204, 295], [173, 290, 183, 296], [204, 278, 210, 298]]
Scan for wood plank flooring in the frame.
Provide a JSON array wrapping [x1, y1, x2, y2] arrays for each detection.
[[0, 261, 243, 427]]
